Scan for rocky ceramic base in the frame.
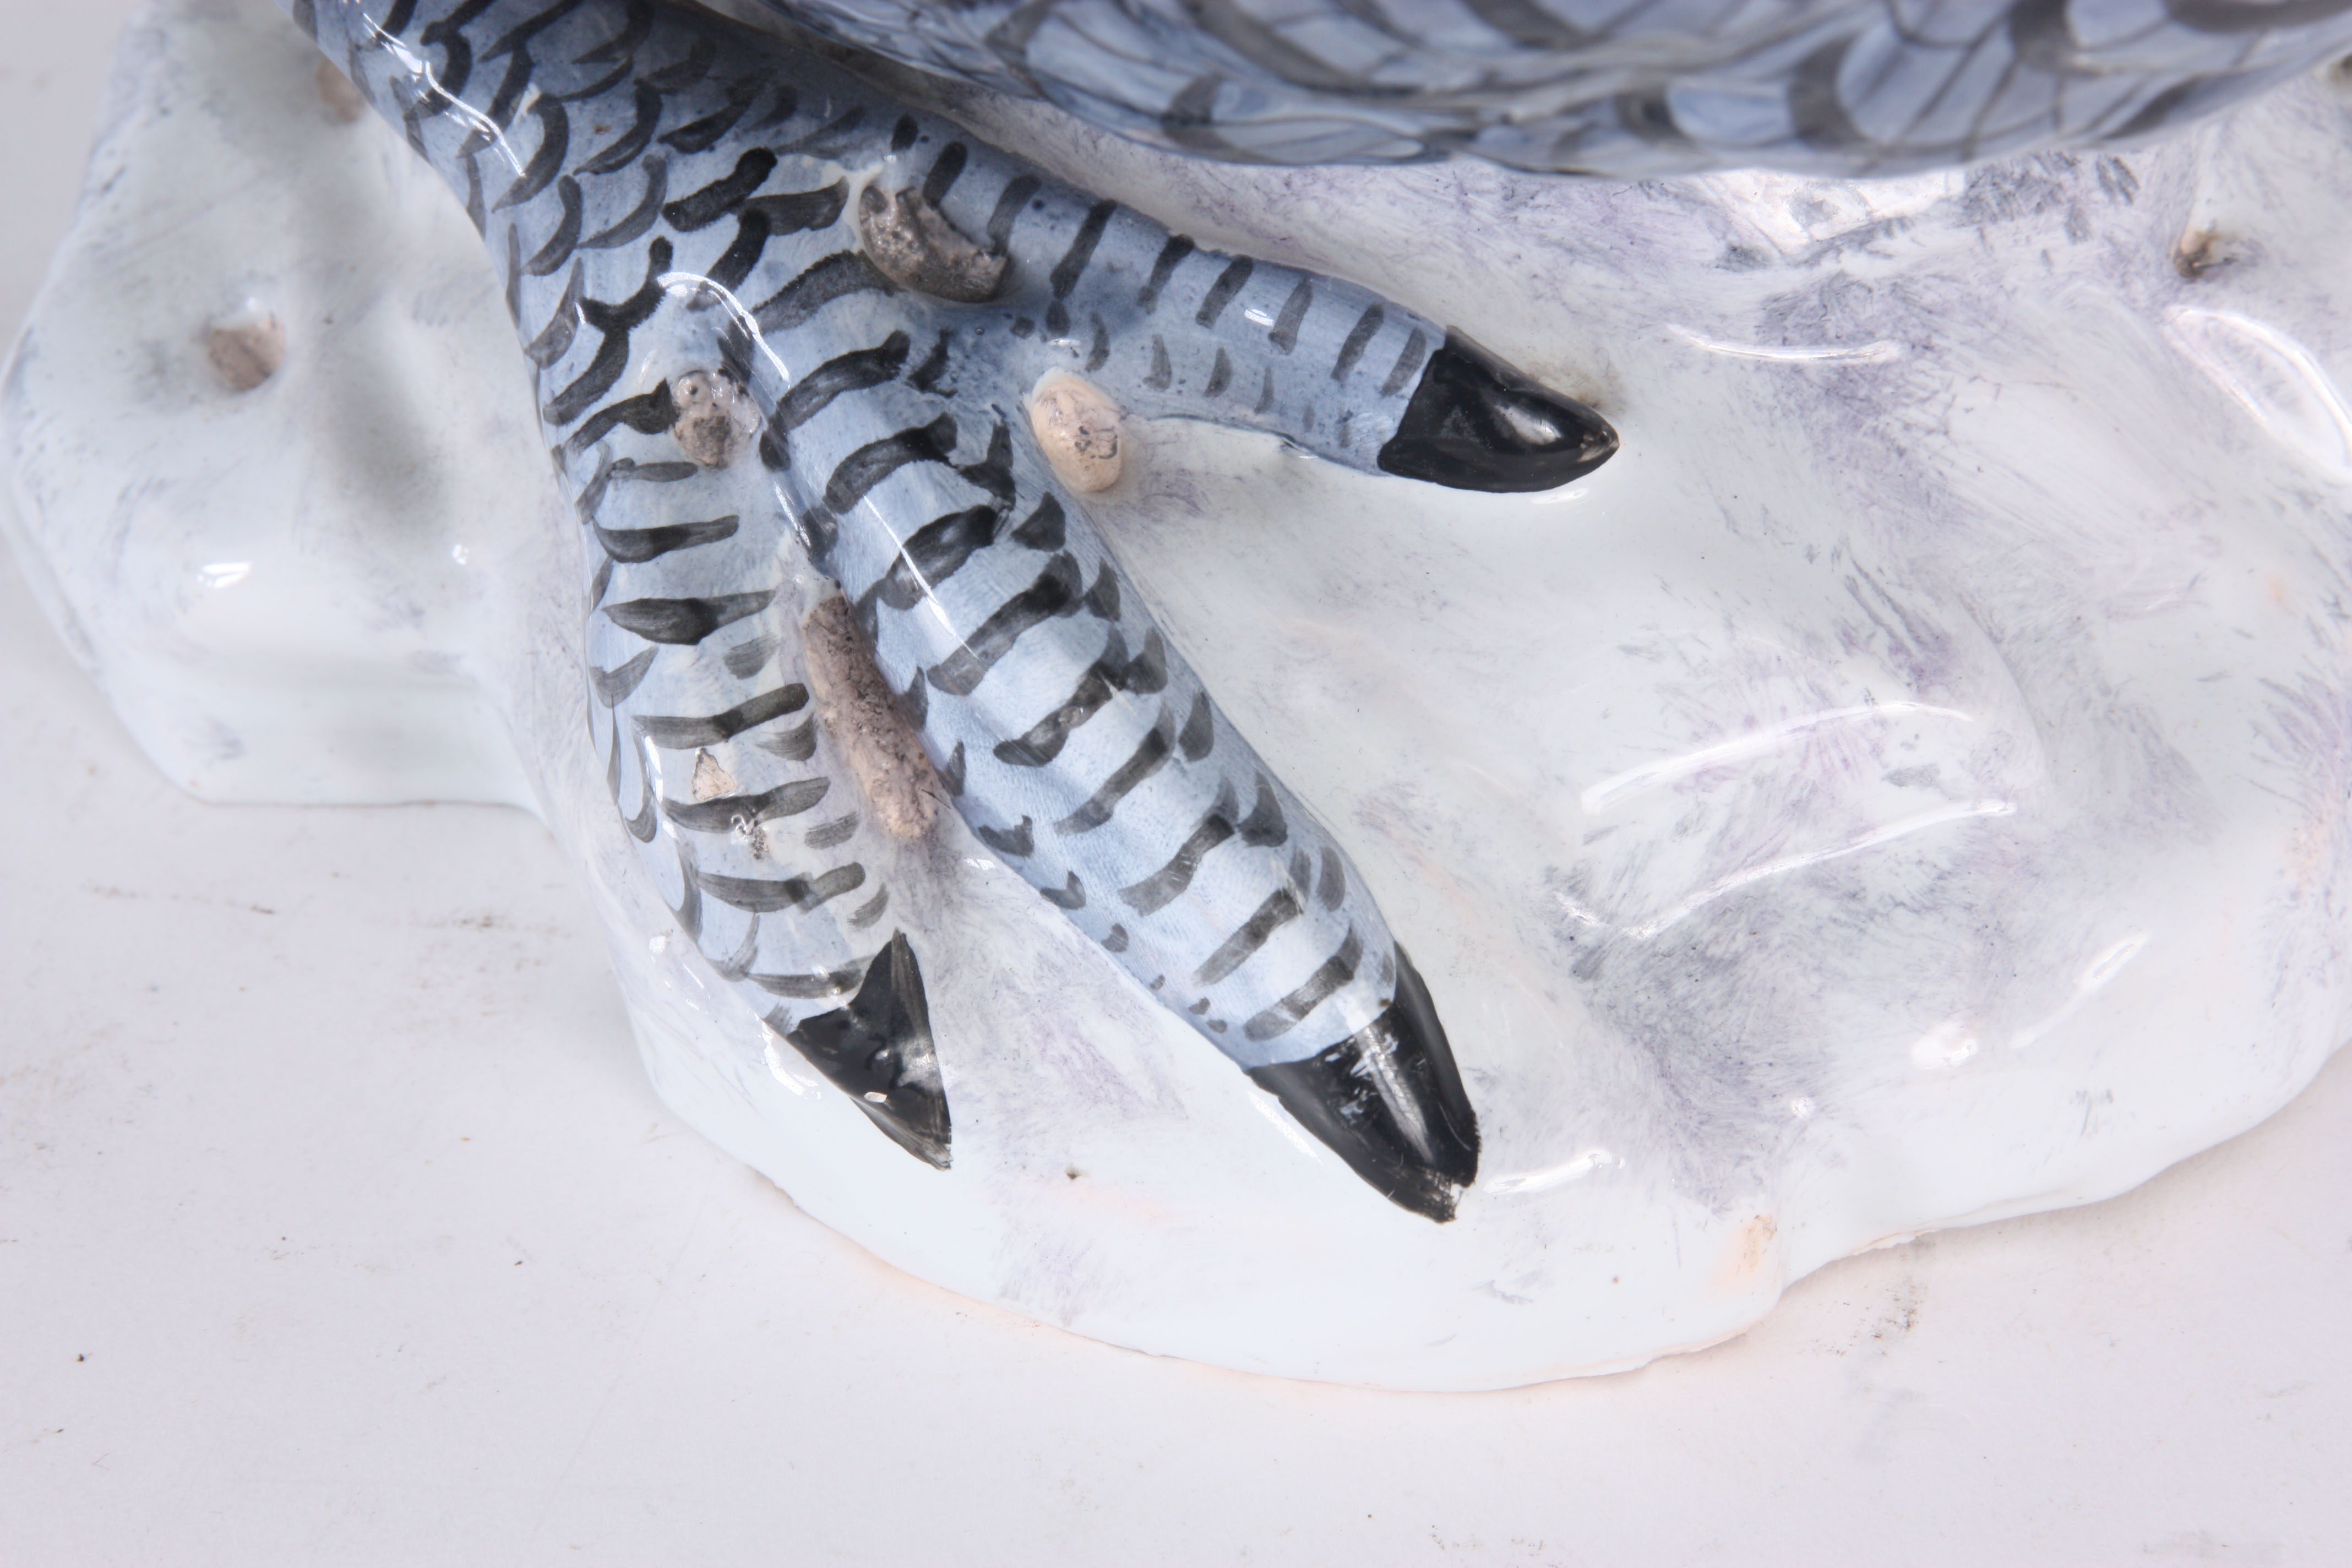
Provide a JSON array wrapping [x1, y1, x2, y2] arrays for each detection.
[[8, 0, 2351, 1389]]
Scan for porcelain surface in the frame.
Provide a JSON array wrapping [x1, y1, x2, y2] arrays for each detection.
[[282, 0, 1629, 1223], [743, 0, 2352, 177], [7, 0, 2352, 1387]]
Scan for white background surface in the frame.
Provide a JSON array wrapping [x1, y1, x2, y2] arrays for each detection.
[[4, 3, 2350, 1561]]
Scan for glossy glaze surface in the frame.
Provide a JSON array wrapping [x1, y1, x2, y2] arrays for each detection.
[[7, 0, 2351, 1385], [747, 0, 2352, 176], [282, 0, 1629, 1216]]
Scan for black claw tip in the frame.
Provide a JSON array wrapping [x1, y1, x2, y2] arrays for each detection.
[[1246, 947, 1480, 1222], [1377, 331, 1618, 493], [784, 930, 952, 1168]]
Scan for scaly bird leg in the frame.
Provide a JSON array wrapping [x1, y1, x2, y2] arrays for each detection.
[[288, 0, 1616, 1219]]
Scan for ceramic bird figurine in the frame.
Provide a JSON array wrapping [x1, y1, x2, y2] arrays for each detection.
[[285, 0, 1618, 1218]]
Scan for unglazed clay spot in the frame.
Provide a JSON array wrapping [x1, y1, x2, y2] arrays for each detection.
[[314, 57, 366, 123], [856, 183, 1006, 303], [1029, 374, 1123, 493], [2173, 226, 2245, 279], [802, 596, 939, 841], [689, 748, 738, 802], [205, 311, 284, 393], [669, 370, 757, 467]]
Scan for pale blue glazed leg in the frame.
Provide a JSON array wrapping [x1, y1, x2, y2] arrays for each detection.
[[754, 0, 2352, 177], [281, 0, 1618, 1218]]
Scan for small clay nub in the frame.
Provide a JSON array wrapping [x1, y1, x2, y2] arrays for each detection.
[[206, 313, 285, 393], [1029, 375, 1124, 493], [689, 748, 739, 802], [671, 370, 759, 467], [315, 58, 367, 123], [856, 183, 1008, 304], [802, 596, 940, 840], [2174, 227, 2242, 279]]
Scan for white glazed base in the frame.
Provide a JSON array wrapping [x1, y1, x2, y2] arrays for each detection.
[[7, 0, 2351, 1388]]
